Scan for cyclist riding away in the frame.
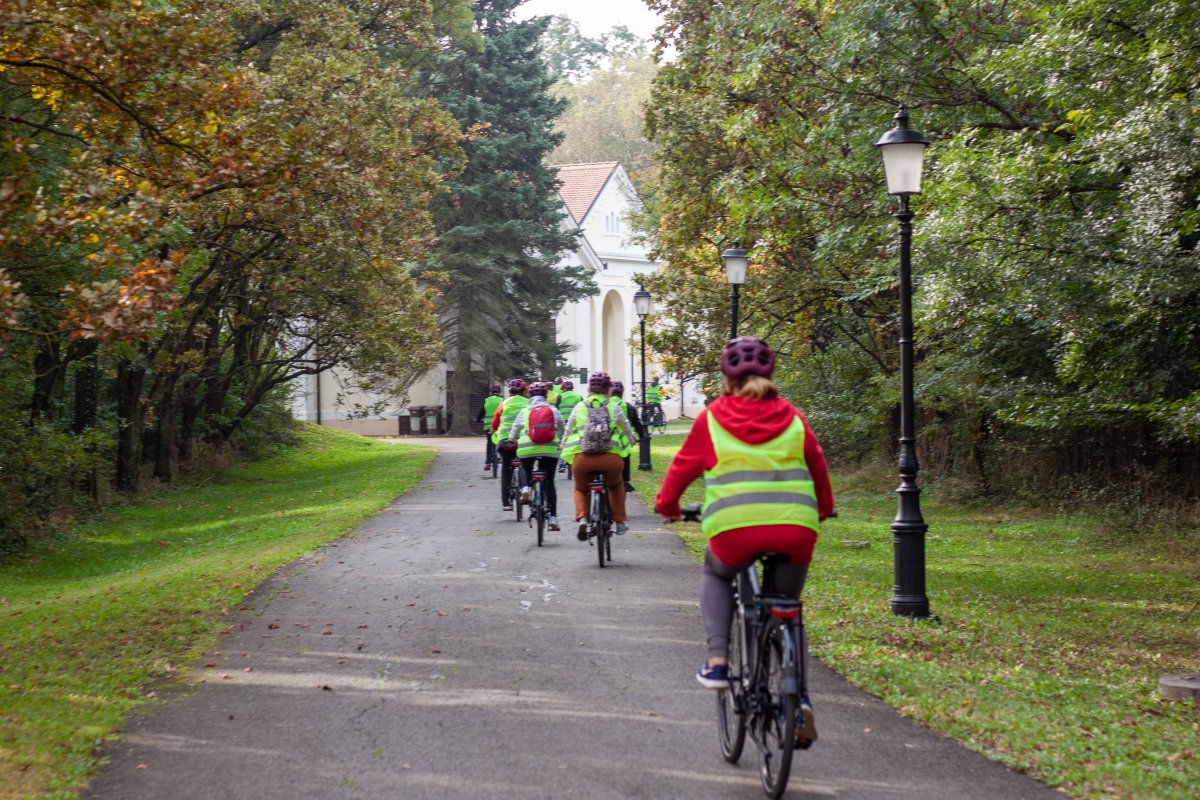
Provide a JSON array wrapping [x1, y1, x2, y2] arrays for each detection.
[[646, 376, 666, 427], [556, 379, 583, 473], [654, 337, 833, 745], [547, 377, 563, 407], [560, 372, 639, 541], [506, 381, 565, 531], [476, 383, 504, 473], [491, 378, 529, 511], [610, 380, 646, 493]]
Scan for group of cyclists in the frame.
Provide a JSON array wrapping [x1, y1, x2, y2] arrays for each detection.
[[480, 372, 642, 538], [474, 338, 834, 750]]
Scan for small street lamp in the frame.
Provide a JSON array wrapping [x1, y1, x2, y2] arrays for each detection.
[[875, 104, 932, 619], [634, 284, 654, 472], [721, 241, 748, 340]]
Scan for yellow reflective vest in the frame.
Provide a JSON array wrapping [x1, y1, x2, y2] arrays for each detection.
[[701, 413, 819, 540], [491, 395, 529, 445]]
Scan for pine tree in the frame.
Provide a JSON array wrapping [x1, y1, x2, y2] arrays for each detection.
[[424, 0, 593, 434]]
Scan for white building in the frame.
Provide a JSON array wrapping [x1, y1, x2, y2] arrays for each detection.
[[292, 161, 705, 435]]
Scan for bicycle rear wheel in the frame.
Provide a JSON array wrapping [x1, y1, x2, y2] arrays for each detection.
[[758, 618, 797, 798], [717, 607, 747, 762], [534, 485, 545, 546]]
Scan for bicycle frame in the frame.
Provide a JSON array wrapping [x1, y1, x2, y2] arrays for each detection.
[[587, 471, 613, 566]]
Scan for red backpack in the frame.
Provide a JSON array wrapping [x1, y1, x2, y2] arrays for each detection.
[[527, 405, 557, 444]]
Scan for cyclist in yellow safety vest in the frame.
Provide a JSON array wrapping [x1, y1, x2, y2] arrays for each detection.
[[505, 381, 565, 530], [646, 376, 666, 429], [546, 377, 562, 407], [490, 378, 529, 512], [559, 372, 639, 540], [610, 380, 646, 493], [476, 383, 504, 474], [655, 338, 834, 748], [555, 379, 583, 473]]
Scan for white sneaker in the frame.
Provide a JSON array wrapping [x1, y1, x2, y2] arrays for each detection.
[[548, 516, 560, 531], [615, 522, 628, 535], [519, 486, 531, 501]]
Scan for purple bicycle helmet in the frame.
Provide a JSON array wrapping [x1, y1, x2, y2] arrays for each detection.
[[490, 383, 502, 395], [611, 380, 624, 395], [529, 381, 550, 397], [561, 379, 574, 391], [588, 372, 612, 391], [720, 337, 775, 379], [507, 378, 527, 393]]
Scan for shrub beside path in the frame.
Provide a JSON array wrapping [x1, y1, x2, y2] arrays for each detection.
[[85, 438, 1062, 799]]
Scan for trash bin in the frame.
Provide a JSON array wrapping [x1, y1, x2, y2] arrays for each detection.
[[427, 406, 444, 435], [409, 406, 428, 435]]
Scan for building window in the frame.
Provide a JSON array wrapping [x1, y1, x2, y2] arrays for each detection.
[[605, 211, 620, 234]]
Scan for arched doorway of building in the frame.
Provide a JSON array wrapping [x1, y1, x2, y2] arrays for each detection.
[[601, 289, 626, 383]]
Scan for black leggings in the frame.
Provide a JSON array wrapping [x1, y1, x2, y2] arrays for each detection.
[[701, 549, 808, 660], [520, 455, 558, 517]]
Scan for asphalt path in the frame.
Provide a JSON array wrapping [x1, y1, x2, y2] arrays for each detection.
[[85, 437, 1061, 800]]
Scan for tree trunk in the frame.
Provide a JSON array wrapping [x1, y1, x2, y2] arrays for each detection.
[[153, 381, 180, 483], [116, 360, 145, 493], [31, 335, 67, 421], [72, 347, 101, 503], [448, 341, 475, 435]]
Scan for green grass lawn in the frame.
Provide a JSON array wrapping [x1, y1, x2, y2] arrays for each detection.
[[648, 435, 1199, 800], [0, 425, 435, 800]]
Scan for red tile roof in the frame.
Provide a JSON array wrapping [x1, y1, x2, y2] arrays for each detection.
[[553, 161, 619, 225]]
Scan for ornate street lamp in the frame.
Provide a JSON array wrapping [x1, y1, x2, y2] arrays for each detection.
[[634, 284, 654, 471], [721, 241, 748, 340], [875, 105, 932, 619]]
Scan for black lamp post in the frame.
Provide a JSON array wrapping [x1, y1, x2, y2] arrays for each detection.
[[875, 105, 932, 619], [722, 241, 748, 339], [634, 284, 654, 471]]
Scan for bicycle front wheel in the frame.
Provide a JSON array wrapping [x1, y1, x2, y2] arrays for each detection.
[[717, 607, 747, 763], [758, 618, 797, 798]]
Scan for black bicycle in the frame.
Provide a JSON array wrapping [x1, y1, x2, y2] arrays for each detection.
[[585, 471, 613, 567], [504, 457, 525, 522], [527, 465, 548, 546], [640, 402, 667, 435], [679, 504, 814, 798]]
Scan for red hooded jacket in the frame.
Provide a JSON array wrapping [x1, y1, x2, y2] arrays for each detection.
[[655, 395, 835, 524]]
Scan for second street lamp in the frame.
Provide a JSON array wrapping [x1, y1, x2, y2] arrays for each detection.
[[634, 284, 653, 471], [874, 104, 932, 619], [722, 241, 748, 339]]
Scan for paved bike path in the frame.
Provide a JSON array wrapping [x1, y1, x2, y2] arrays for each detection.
[[86, 438, 1060, 800]]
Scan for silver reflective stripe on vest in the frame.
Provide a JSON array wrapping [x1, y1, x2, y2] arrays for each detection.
[[704, 468, 812, 486], [704, 491, 818, 517]]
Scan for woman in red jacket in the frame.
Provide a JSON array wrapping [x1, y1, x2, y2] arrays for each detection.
[[655, 337, 834, 744]]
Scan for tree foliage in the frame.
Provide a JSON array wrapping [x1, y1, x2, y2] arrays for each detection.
[[0, 0, 470, 545], [643, 0, 1200, 493], [422, 0, 592, 435]]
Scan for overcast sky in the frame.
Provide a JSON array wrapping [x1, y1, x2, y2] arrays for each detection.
[[514, 0, 663, 41]]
